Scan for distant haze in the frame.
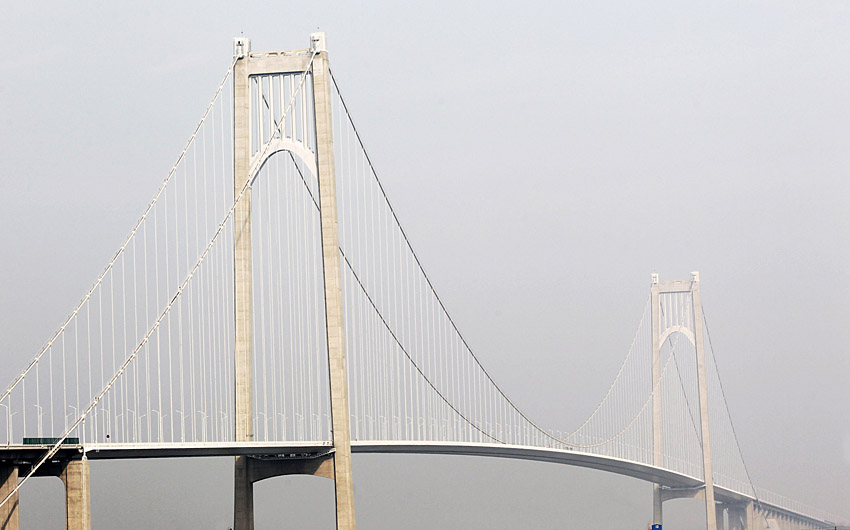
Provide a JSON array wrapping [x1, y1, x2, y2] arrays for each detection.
[[1, 2, 848, 528]]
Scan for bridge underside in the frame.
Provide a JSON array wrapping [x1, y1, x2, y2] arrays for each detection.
[[9, 441, 698, 487], [0, 440, 829, 528]]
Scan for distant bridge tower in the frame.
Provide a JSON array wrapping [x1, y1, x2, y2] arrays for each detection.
[[651, 272, 716, 530], [231, 33, 356, 530]]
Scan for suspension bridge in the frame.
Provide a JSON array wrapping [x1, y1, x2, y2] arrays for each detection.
[[0, 34, 845, 530]]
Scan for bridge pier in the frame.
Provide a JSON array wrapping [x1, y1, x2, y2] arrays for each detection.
[[726, 503, 748, 530], [742, 501, 819, 530], [0, 465, 18, 530], [234, 456, 254, 529], [59, 459, 91, 530], [717, 503, 727, 530], [657, 486, 741, 529], [0, 457, 90, 530], [652, 485, 663, 527], [654, 494, 826, 530], [745, 502, 758, 530]]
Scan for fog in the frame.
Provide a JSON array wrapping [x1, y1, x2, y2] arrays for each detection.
[[1, 2, 848, 528]]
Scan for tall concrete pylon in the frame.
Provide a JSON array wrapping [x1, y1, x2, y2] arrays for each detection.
[[231, 33, 356, 530], [650, 272, 716, 530], [691, 272, 718, 530], [651, 273, 663, 525]]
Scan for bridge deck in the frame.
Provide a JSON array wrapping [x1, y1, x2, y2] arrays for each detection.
[[0, 440, 832, 525]]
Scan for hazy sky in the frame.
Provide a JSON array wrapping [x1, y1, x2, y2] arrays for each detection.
[[1, 1, 848, 528]]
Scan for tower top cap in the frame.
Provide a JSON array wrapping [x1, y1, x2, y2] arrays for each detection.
[[310, 32, 327, 52], [233, 37, 251, 58]]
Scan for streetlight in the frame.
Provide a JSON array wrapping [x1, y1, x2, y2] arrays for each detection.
[[126, 409, 146, 442], [258, 411, 270, 442], [126, 409, 136, 442], [217, 411, 229, 441], [276, 412, 288, 440], [151, 410, 167, 443], [66, 405, 79, 435], [175, 410, 189, 443], [99, 409, 111, 442], [196, 411, 209, 442], [0, 403, 18, 446], [34, 404, 47, 438], [295, 413, 304, 439]]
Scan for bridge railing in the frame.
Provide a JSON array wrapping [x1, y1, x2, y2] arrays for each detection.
[[753, 486, 847, 525]]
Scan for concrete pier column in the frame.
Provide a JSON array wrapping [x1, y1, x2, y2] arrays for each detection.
[[652, 484, 663, 526], [0, 465, 19, 530], [716, 503, 726, 530], [234, 456, 254, 530], [60, 459, 90, 530], [727, 504, 746, 530], [749, 503, 768, 530]]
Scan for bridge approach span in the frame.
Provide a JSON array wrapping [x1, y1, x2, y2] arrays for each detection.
[[0, 441, 706, 487], [1, 439, 831, 527], [83, 441, 829, 526]]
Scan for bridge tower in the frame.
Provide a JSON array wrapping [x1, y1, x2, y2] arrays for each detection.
[[651, 272, 716, 530], [231, 33, 356, 530]]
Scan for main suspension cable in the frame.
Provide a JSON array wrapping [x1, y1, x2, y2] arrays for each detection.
[[0, 59, 237, 405], [0, 51, 319, 511], [329, 70, 692, 450]]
